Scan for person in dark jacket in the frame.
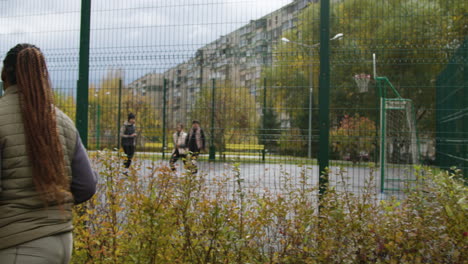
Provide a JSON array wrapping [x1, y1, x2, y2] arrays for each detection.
[[120, 113, 137, 168], [185, 120, 205, 174], [0, 44, 97, 263]]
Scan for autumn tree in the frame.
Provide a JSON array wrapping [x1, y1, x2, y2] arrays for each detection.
[[258, 106, 281, 153], [54, 91, 76, 122], [330, 114, 377, 163], [88, 70, 162, 150], [268, 0, 466, 146], [190, 81, 259, 153], [328, 0, 466, 133]]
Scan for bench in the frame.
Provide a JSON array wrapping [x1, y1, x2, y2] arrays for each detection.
[[224, 144, 266, 159], [225, 144, 265, 151]]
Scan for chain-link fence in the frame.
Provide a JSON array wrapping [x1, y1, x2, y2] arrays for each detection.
[[1, 0, 466, 196]]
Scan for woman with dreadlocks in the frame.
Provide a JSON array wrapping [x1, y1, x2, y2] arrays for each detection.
[[0, 44, 97, 263]]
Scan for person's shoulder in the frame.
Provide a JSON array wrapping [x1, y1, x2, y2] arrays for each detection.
[[56, 108, 75, 129]]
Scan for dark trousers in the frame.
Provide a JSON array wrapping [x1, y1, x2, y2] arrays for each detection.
[[123, 145, 135, 168], [169, 150, 187, 171]]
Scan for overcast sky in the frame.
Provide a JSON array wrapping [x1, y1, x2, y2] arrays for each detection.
[[0, 0, 292, 92]]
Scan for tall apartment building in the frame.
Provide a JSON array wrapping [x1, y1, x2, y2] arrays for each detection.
[[129, 0, 315, 128], [126, 73, 165, 107]]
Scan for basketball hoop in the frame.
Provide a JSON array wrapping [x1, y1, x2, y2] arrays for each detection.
[[354, 73, 371, 93]]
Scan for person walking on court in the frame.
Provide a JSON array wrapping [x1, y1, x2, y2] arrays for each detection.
[[185, 120, 205, 174], [120, 113, 137, 168], [169, 123, 188, 172], [0, 43, 97, 263]]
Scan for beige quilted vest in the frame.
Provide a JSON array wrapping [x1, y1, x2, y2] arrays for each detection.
[[0, 85, 77, 249]]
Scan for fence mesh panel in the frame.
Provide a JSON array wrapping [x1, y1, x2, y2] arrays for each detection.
[[436, 38, 468, 178], [0, 0, 466, 195]]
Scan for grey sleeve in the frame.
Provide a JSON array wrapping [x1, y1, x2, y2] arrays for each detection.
[[71, 133, 98, 204], [120, 125, 129, 138], [0, 142, 4, 192]]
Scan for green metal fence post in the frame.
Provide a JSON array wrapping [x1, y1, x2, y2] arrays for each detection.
[[378, 80, 386, 193], [262, 77, 267, 162], [209, 78, 216, 161], [117, 79, 122, 149], [76, 0, 91, 147], [376, 77, 388, 193], [318, 0, 331, 198], [96, 104, 101, 149], [162, 78, 168, 159]]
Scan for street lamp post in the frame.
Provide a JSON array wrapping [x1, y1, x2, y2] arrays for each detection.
[[282, 33, 343, 159]]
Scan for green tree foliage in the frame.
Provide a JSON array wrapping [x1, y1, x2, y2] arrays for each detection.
[[269, 0, 466, 138], [190, 81, 259, 152], [263, 55, 310, 126], [279, 126, 307, 156], [88, 70, 162, 149], [54, 91, 76, 122], [331, 114, 377, 163], [259, 107, 281, 152], [261, 66, 310, 155]]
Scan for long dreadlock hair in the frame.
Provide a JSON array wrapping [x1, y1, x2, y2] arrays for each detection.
[[1, 44, 69, 205]]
